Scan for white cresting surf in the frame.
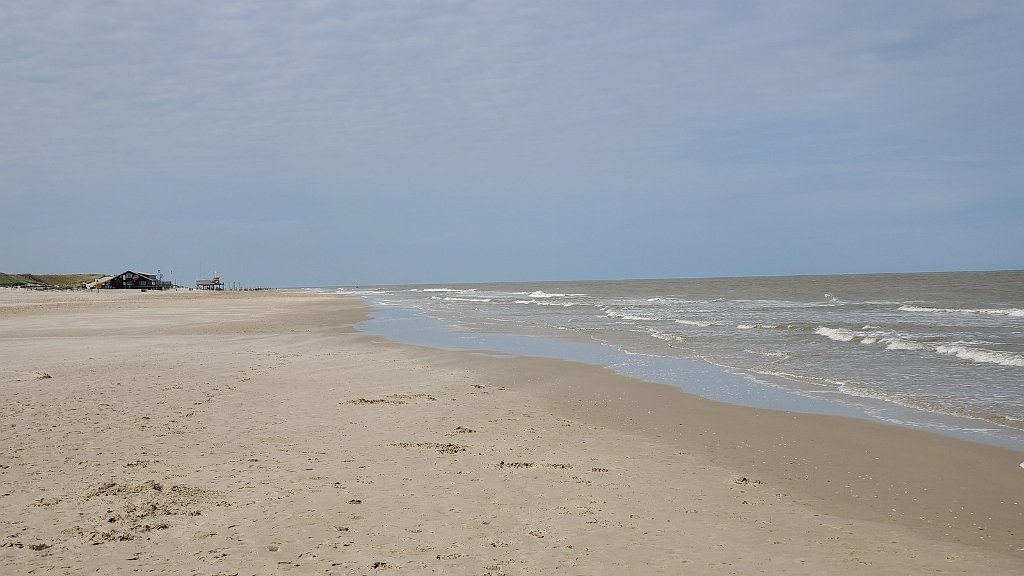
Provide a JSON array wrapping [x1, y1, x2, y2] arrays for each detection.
[[328, 271, 1024, 447]]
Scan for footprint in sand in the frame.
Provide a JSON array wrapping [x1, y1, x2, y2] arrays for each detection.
[[345, 393, 438, 406], [390, 442, 466, 454], [495, 461, 534, 469]]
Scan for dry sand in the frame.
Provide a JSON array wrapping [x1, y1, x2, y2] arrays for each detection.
[[1, 289, 1022, 574]]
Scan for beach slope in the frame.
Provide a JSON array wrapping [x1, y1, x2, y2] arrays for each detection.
[[1, 289, 1021, 574]]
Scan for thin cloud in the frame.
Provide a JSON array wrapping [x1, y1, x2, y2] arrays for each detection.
[[1, 1, 1021, 283]]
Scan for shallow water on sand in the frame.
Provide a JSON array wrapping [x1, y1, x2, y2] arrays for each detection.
[[315, 271, 1024, 450]]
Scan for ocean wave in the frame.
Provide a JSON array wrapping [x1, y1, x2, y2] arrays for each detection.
[[814, 326, 1024, 367], [648, 329, 684, 344], [528, 290, 586, 298], [935, 345, 1024, 367], [674, 319, 712, 327], [816, 326, 925, 350], [737, 323, 778, 330], [814, 327, 858, 342], [334, 288, 392, 296], [878, 337, 929, 352], [899, 305, 1024, 318], [737, 299, 815, 309], [605, 309, 663, 322], [442, 297, 492, 303], [515, 299, 578, 307]]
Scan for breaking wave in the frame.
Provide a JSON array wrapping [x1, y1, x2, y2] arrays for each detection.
[[935, 345, 1024, 367], [814, 327, 857, 342], [814, 326, 1024, 367], [674, 319, 712, 328], [899, 305, 1024, 318]]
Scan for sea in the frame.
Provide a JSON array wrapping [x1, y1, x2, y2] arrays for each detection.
[[312, 271, 1024, 451]]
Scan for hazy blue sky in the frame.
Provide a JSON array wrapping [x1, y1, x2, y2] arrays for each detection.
[[3, 1, 1021, 286]]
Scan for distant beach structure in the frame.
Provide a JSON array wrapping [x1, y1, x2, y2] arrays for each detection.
[[196, 275, 225, 291], [100, 270, 170, 291]]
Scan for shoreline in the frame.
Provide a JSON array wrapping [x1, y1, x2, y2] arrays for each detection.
[[2, 289, 1022, 573], [354, 301, 1024, 552], [356, 301, 1024, 451]]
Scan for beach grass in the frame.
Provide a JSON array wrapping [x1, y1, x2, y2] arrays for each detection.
[[0, 272, 105, 288]]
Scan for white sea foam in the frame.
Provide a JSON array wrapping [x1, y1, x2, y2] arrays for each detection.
[[528, 290, 586, 298], [442, 297, 492, 303], [605, 309, 662, 322], [737, 323, 779, 330], [335, 288, 392, 297], [879, 337, 929, 352], [516, 299, 578, 307], [935, 345, 1024, 367], [674, 319, 712, 327], [899, 305, 1024, 318], [616, 313, 660, 321], [649, 329, 684, 344], [815, 327, 857, 342], [816, 323, 1024, 366], [745, 349, 789, 359]]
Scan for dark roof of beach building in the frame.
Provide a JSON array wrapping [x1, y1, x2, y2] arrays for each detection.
[[103, 270, 167, 289], [115, 270, 157, 280]]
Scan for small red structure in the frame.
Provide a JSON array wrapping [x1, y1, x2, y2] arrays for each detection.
[[196, 275, 224, 290]]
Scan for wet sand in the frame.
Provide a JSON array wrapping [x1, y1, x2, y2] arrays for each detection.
[[1, 289, 1022, 574]]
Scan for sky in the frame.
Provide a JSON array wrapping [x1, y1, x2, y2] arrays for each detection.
[[2, 1, 1022, 287]]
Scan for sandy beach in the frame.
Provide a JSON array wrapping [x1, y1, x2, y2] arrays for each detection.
[[1, 289, 1022, 575]]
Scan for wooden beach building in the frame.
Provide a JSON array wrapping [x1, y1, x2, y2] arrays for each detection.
[[101, 271, 168, 290]]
